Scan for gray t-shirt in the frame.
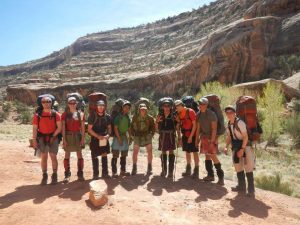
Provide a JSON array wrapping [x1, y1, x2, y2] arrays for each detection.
[[197, 109, 217, 136]]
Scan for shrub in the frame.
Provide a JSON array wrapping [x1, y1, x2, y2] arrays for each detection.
[[258, 82, 285, 146], [285, 115, 300, 148], [255, 173, 293, 196], [19, 111, 32, 124], [2, 102, 11, 113]]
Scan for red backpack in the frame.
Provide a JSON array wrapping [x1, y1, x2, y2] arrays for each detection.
[[88, 92, 108, 113], [235, 96, 262, 142]]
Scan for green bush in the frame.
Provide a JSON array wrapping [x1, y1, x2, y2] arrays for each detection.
[[285, 115, 300, 148], [2, 102, 11, 113], [255, 173, 293, 196], [19, 111, 32, 124], [258, 82, 285, 146]]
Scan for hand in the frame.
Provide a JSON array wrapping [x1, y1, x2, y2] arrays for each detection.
[[118, 137, 123, 145], [50, 136, 57, 145], [104, 135, 110, 140], [237, 149, 245, 158], [223, 147, 228, 155], [32, 139, 38, 149], [63, 140, 68, 149], [177, 138, 182, 147], [156, 115, 162, 123], [128, 137, 133, 146], [187, 136, 193, 144], [80, 138, 85, 147], [195, 140, 199, 148], [98, 135, 104, 140]]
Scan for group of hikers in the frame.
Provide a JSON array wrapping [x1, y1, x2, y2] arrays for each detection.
[[32, 92, 262, 198]]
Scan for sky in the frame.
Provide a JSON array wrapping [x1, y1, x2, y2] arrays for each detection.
[[0, 0, 214, 66]]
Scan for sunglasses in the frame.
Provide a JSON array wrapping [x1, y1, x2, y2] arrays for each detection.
[[68, 102, 77, 105], [42, 100, 52, 104], [225, 111, 235, 114]]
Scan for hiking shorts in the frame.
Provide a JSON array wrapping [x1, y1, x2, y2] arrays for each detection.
[[37, 137, 59, 154], [64, 132, 83, 152], [234, 146, 255, 173], [200, 136, 218, 155], [133, 134, 152, 147], [182, 136, 198, 153]]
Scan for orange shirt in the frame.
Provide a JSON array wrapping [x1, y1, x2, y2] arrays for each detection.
[[179, 108, 196, 137], [33, 111, 61, 134]]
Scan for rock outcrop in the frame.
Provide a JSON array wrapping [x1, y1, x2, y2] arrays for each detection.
[[3, 0, 300, 104]]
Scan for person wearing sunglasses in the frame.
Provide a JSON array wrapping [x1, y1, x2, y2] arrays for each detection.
[[61, 97, 86, 183], [224, 105, 255, 198], [32, 96, 62, 185]]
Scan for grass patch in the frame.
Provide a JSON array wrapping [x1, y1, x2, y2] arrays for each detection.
[[255, 173, 294, 196]]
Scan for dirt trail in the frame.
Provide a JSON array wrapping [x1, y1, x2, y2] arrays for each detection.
[[0, 140, 300, 225]]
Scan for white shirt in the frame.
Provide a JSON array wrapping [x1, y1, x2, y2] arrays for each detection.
[[226, 119, 247, 140]]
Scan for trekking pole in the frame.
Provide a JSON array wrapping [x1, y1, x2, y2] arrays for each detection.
[[174, 137, 179, 180]]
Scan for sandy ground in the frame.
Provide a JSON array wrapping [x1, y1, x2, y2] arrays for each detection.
[[0, 140, 300, 225]]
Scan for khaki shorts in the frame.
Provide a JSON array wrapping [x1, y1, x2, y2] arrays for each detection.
[[64, 132, 83, 152], [133, 134, 152, 147], [37, 137, 59, 154], [234, 146, 255, 173]]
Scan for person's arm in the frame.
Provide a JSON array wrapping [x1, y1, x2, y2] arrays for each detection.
[[80, 113, 85, 146], [53, 120, 62, 138], [32, 124, 38, 149], [62, 120, 67, 147], [224, 132, 231, 155], [195, 121, 200, 147], [88, 125, 102, 139], [114, 124, 122, 144], [176, 122, 182, 147], [106, 124, 112, 139], [210, 121, 217, 143]]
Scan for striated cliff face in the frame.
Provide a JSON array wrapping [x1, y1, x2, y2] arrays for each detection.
[[3, 0, 300, 104]]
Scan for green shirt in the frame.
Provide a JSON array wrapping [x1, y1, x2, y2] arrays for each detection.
[[114, 114, 130, 135]]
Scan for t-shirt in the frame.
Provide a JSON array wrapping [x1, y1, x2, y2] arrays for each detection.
[[32, 111, 61, 134], [88, 112, 111, 135], [114, 114, 130, 135], [197, 109, 217, 136], [226, 119, 247, 140], [61, 111, 85, 132], [179, 108, 196, 137]]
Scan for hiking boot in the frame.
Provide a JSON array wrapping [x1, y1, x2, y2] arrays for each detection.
[[215, 163, 225, 186], [191, 166, 199, 179], [63, 170, 71, 183], [51, 172, 58, 185], [40, 173, 48, 185], [160, 154, 167, 177], [111, 158, 118, 178], [182, 164, 192, 177], [204, 160, 214, 182], [77, 170, 85, 181], [92, 157, 99, 180], [231, 171, 246, 194], [101, 156, 110, 179], [167, 154, 175, 179], [131, 164, 137, 175], [246, 172, 255, 197], [147, 163, 153, 175]]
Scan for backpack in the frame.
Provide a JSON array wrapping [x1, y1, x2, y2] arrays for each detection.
[[235, 96, 263, 142], [203, 94, 225, 135], [182, 96, 199, 113], [36, 94, 62, 142], [66, 92, 85, 112], [158, 97, 174, 116], [134, 97, 150, 115], [110, 98, 130, 136], [88, 92, 108, 113]]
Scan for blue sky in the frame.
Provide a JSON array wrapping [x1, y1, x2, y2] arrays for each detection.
[[0, 0, 213, 66]]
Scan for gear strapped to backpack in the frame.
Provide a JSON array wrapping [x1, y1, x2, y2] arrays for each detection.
[[203, 94, 225, 136], [182, 96, 199, 113], [235, 96, 262, 142]]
